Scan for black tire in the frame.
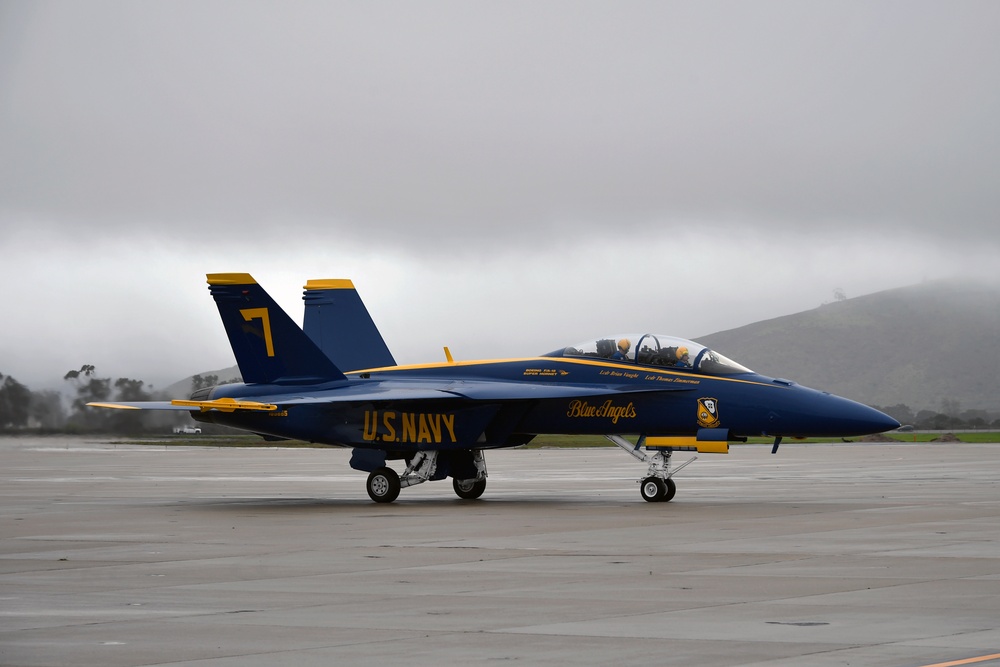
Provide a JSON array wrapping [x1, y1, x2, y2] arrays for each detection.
[[662, 477, 677, 502], [453, 477, 487, 500], [367, 467, 401, 503], [640, 476, 666, 502]]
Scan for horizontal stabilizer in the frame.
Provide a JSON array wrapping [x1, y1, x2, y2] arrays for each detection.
[[87, 401, 192, 411], [87, 399, 280, 413]]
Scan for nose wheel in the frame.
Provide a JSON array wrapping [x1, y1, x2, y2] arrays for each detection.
[[606, 435, 692, 503], [640, 476, 676, 502]]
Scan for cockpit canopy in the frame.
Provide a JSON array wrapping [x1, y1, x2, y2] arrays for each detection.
[[542, 333, 753, 376]]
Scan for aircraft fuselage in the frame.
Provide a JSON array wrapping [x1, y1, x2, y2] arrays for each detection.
[[195, 355, 896, 450]]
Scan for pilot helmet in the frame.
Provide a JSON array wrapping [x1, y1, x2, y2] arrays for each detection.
[[617, 338, 631, 352], [676, 346, 689, 359]]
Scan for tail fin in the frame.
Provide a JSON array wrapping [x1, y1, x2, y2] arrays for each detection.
[[207, 273, 346, 385], [302, 279, 397, 372]]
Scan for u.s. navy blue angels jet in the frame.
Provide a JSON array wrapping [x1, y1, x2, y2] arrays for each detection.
[[90, 273, 899, 504]]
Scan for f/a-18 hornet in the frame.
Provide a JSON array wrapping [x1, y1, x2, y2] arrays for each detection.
[[91, 274, 899, 503]]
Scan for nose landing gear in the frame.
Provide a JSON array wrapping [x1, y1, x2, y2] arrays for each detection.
[[639, 475, 677, 503], [606, 435, 695, 503]]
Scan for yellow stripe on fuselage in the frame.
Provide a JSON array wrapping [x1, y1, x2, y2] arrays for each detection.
[[304, 279, 355, 290], [346, 356, 778, 387]]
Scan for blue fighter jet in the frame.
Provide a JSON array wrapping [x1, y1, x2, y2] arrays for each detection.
[[90, 273, 899, 504]]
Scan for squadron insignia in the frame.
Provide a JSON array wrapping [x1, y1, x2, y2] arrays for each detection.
[[697, 397, 720, 428]]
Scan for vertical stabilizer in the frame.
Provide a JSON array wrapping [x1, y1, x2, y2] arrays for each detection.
[[207, 273, 346, 385], [302, 279, 397, 372]]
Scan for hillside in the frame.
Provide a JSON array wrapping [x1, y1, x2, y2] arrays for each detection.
[[697, 280, 1000, 412]]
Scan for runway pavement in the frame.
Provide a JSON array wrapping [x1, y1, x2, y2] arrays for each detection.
[[2, 436, 1000, 666]]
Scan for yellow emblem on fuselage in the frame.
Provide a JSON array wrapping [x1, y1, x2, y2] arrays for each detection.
[[697, 397, 721, 428]]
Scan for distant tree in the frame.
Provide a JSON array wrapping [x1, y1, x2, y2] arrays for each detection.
[[833, 288, 847, 302], [63, 365, 96, 381], [108, 378, 153, 433], [0, 373, 32, 429], [190, 374, 241, 393], [191, 374, 219, 392], [29, 390, 67, 429], [64, 365, 111, 430], [878, 403, 915, 426], [114, 378, 151, 402], [914, 409, 941, 430]]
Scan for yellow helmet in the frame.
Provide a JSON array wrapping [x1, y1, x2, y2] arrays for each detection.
[[618, 338, 631, 351], [677, 346, 689, 358]]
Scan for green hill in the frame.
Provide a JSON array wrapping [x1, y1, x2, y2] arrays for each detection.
[[696, 280, 1000, 412]]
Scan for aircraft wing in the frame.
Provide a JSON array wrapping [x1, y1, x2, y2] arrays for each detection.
[[266, 380, 694, 405], [89, 381, 694, 412]]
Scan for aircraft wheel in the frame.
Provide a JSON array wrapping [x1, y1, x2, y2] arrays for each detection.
[[640, 476, 666, 502], [453, 477, 487, 500], [662, 477, 677, 502], [367, 467, 401, 503]]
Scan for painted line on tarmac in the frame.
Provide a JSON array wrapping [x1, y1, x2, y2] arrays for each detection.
[[919, 652, 1000, 667]]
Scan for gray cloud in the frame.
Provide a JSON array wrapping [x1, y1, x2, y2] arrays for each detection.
[[2, 1, 999, 389], [4, 2, 1000, 243]]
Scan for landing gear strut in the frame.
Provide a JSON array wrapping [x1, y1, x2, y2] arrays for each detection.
[[606, 435, 694, 503]]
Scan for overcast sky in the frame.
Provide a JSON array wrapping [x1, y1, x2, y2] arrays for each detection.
[[2, 1, 999, 392]]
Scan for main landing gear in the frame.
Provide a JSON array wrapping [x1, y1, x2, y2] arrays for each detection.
[[366, 467, 401, 503], [365, 450, 488, 504], [606, 435, 695, 503]]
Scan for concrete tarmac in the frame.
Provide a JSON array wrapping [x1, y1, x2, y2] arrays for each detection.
[[2, 436, 1000, 667]]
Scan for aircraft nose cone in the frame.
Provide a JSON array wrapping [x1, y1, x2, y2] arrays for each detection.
[[871, 408, 902, 433], [827, 397, 900, 436], [769, 388, 900, 437]]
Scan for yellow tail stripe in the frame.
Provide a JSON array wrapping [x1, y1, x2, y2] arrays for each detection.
[[304, 278, 355, 290], [207, 273, 256, 285]]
